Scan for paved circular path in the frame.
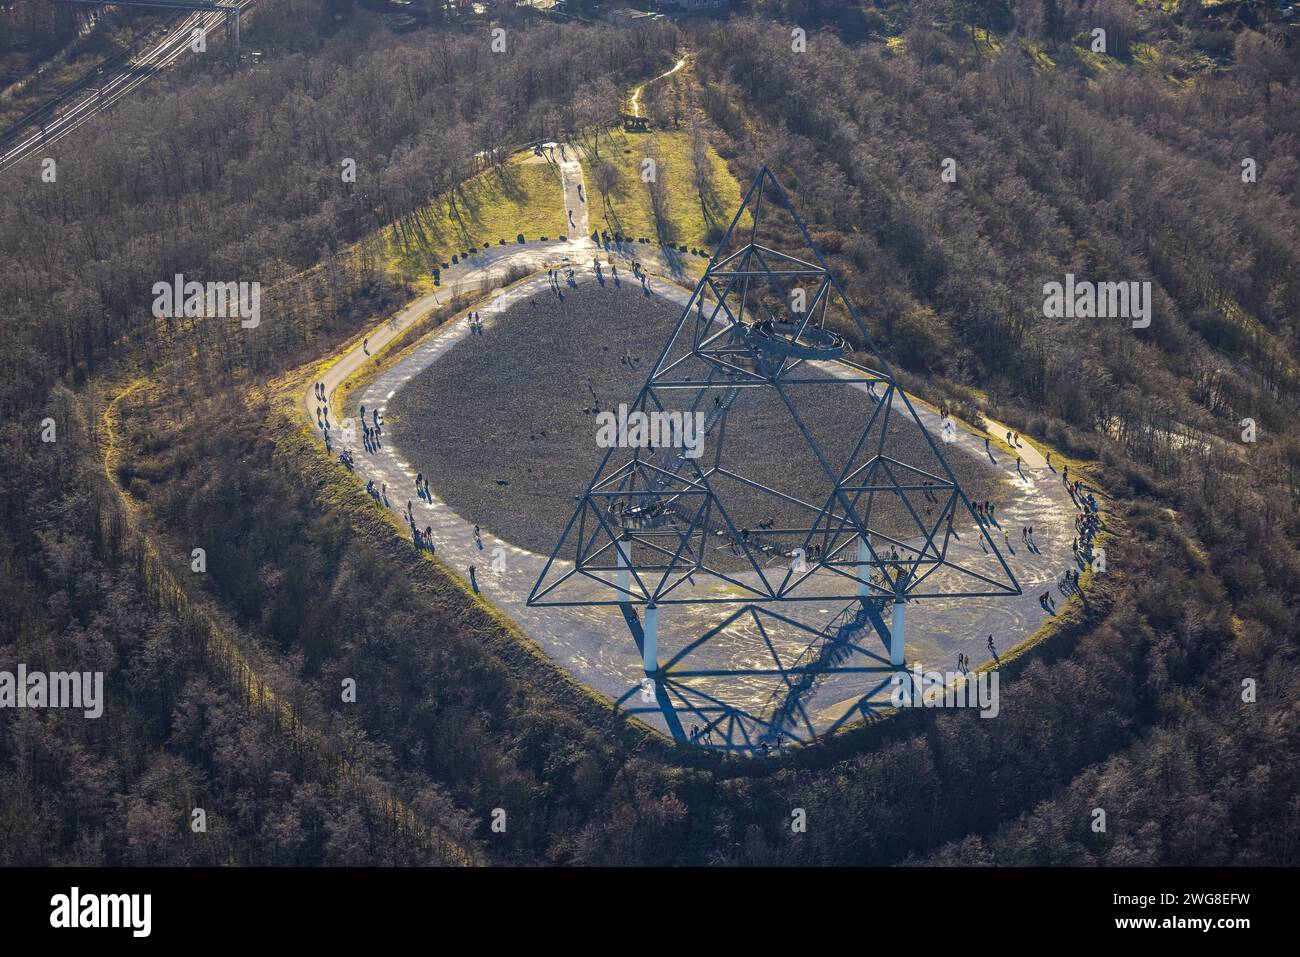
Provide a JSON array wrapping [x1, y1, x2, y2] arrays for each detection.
[[304, 146, 1087, 753]]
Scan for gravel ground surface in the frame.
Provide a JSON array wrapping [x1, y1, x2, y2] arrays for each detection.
[[387, 280, 1006, 568], [317, 157, 1067, 750]]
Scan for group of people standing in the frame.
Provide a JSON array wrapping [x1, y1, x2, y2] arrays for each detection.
[[405, 494, 434, 554], [358, 404, 382, 452], [1071, 480, 1103, 563]]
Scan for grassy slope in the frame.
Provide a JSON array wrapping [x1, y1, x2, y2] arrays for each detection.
[[373, 151, 567, 293], [582, 127, 746, 250]]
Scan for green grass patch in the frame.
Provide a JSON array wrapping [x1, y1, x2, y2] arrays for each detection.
[[581, 128, 746, 250], [371, 151, 567, 293], [1075, 46, 1115, 75], [973, 27, 1005, 54], [1019, 37, 1057, 72]]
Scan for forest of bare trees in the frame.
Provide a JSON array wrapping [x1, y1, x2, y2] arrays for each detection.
[[2, 3, 1298, 866]]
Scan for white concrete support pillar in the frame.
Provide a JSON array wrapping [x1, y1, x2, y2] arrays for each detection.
[[857, 534, 872, 598], [231, 9, 241, 58], [890, 596, 905, 667], [616, 536, 630, 598], [643, 604, 659, 674]]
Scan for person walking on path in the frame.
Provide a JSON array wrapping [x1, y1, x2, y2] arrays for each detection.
[[987, 635, 1000, 666]]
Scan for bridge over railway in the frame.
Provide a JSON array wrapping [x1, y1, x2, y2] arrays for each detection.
[[0, 0, 254, 173], [52, 0, 244, 55]]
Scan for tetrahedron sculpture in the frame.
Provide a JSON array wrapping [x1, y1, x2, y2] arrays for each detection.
[[528, 167, 1019, 609]]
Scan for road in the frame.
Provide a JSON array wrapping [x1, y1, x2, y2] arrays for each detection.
[[552, 141, 590, 239], [0, 3, 251, 174], [629, 55, 689, 118]]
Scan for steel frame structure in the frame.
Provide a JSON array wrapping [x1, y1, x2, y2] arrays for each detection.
[[616, 600, 900, 750], [529, 167, 1020, 613]]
